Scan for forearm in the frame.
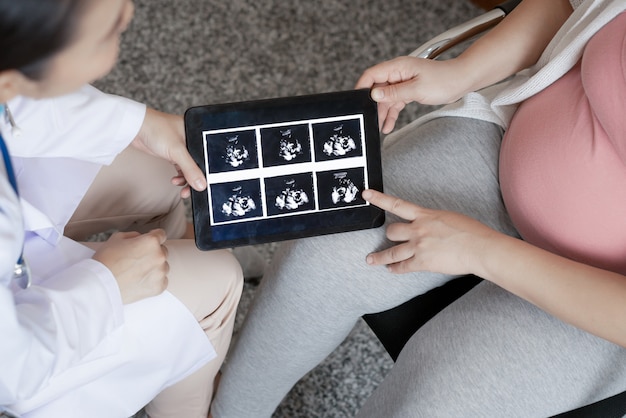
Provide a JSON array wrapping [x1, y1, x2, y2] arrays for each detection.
[[452, 0, 573, 95], [476, 233, 626, 348]]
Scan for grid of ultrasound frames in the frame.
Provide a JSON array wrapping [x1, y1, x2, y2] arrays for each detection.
[[203, 114, 370, 225]]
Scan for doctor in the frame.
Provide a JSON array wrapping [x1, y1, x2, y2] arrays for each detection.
[[0, 1, 243, 417]]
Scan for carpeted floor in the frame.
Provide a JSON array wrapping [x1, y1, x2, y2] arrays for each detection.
[[97, 0, 483, 416]]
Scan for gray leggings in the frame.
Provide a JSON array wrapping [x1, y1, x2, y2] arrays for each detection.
[[212, 117, 626, 417]]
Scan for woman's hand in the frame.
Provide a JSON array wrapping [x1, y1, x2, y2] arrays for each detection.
[[363, 189, 498, 275], [355, 57, 468, 134], [364, 191, 626, 347], [93, 229, 169, 304], [354, 0, 573, 135], [132, 108, 207, 198]]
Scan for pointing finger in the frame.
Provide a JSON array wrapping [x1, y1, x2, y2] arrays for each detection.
[[362, 189, 421, 221]]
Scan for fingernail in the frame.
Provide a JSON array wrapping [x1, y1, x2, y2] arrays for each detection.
[[366, 255, 373, 264], [194, 179, 207, 190], [371, 89, 384, 101]]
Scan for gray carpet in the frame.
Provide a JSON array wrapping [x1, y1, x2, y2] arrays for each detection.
[[96, 0, 482, 416]]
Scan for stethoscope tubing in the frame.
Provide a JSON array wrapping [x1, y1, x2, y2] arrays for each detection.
[[1, 105, 31, 289]]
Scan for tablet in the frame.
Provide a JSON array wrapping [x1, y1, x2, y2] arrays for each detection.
[[184, 89, 384, 250]]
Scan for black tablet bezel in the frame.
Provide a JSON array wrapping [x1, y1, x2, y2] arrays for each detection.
[[184, 89, 384, 250]]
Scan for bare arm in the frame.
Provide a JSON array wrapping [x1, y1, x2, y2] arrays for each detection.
[[455, 0, 574, 94], [355, 0, 573, 133], [363, 190, 626, 348]]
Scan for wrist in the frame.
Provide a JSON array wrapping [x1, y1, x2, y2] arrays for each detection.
[[438, 57, 484, 101], [468, 230, 516, 280]]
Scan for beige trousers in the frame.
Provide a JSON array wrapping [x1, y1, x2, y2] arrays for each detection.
[[66, 146, 243, 418]]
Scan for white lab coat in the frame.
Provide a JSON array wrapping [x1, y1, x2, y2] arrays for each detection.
[[0, 86, 215, 418]]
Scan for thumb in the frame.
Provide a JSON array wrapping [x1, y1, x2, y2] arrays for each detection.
[[171, 146, 207, 191], [370, 80, 416, 104]]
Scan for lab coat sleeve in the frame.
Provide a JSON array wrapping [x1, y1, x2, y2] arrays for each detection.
[[0, 257, 125, 404], [5, 85, 147, 165]]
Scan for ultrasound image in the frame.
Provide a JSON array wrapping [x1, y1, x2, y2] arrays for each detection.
[[224, 139, 250, 167], [331, 177, 359, 204], [312, 118, 363, 162], [204, 114, 369, 228], [261, 124, 311, 167], [279, 132, 303, 161], [207, 130, 259, 173], [210, 179, 263, 223], [323, 125, 356, 157], [264, 173, 315, 216], [316, 168, 366, 210]]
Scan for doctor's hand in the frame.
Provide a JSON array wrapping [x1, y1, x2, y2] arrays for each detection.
[[362, 189, 498, 275], [93, 229, 169, 304], [132, 108, 207, 198], [355, 57, 468, 134]]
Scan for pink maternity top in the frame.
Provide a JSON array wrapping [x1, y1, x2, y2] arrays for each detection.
[[499, 12, 626, 274]]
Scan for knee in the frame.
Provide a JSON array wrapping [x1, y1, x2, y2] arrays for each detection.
[[214, 249, 244, 302], [195, 250, 244, 339], [196, 249, 244, 314], [165, 242, 243, 321]]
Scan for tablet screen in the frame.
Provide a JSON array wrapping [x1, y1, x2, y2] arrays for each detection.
[[185, 89, 384, 250]]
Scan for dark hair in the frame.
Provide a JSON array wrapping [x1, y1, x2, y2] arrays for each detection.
[[0, 0, 88, 80]]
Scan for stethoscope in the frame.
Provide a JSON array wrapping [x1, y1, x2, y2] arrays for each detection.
[[1, 105, 30, 418], [1, 103, 31, 289]]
